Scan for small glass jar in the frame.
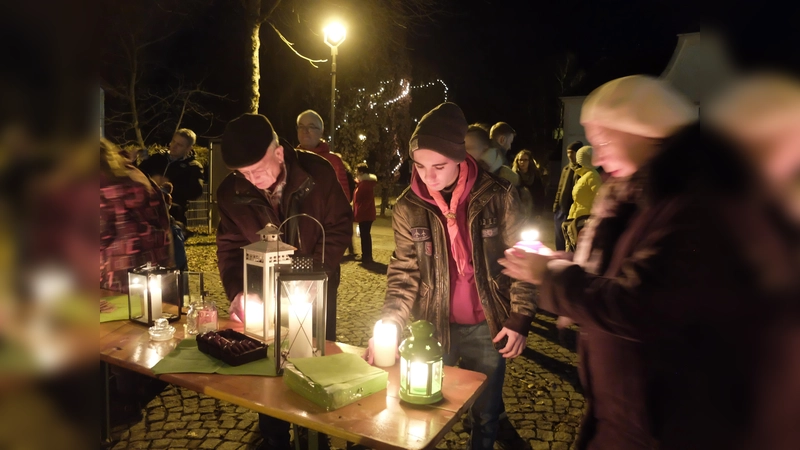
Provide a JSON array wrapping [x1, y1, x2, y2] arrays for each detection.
[[197, 300, 218, 333]]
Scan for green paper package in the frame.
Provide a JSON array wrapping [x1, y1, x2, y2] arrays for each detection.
[[283, 353, 388, 411]]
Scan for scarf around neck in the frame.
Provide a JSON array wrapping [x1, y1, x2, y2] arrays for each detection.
[[412, 158, 478, 275]]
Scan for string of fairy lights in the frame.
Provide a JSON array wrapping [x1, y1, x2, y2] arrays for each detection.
[[331, 78, 449, 174]]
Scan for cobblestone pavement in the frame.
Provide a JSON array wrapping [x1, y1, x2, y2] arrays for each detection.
[[109, 213, 584, 450]]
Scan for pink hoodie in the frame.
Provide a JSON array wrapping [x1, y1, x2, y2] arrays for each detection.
[[411, 155, 486, 325]]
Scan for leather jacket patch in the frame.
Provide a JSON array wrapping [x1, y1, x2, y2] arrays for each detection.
[[411, 227, 431, 242], [482, 227, 499, 238]]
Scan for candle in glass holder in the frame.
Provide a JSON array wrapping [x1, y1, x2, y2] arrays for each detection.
[[373, 320, 398, 367], [288, 294, 313, 358], [148, 276, 163, 322]]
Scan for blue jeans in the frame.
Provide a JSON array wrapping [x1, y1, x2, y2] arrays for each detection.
[[444, 322, 506, 450], [553, 210, 567, 251]]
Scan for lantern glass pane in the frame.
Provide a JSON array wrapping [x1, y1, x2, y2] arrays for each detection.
[[280, 279, 315, 358], [128, 273, 148, 323], [409, 361, 430, 396], [181, 272, 204, 310], [400, 357, 408, 390], [157, 271, 181, 321], [244, 262, 266, 337], [431, 359, 443, 394]]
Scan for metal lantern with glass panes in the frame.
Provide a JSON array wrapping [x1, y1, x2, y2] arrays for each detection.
[[241, 224, 296, 341], [127, 263, 182, 326], [399, 320, 444, 404], [271, 214, 329, 374], [273, 257, 327, 372]]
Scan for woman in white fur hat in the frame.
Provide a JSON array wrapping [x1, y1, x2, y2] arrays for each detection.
[[562, 145, 602, 252], [500, 75, 796, 450]]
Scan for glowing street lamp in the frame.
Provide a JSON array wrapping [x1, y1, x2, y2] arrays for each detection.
[[323, 21, 346, 153]]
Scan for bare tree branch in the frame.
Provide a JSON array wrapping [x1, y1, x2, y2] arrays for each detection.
[[268, 22, 327, 68]]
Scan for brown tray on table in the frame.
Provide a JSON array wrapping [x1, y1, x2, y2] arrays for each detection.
[[196, 329, 268, 366]]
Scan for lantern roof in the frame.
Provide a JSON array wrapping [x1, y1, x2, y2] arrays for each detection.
[[242, 239, 296, 254], [257, 224, 282, 241]]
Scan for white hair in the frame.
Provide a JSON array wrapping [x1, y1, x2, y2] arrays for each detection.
[[296, 110, 324, 131]]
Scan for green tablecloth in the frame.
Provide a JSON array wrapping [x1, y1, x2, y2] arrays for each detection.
[[151, 338, 278, 377]]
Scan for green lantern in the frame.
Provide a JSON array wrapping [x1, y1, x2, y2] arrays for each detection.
[[398, 320, 444, 404]]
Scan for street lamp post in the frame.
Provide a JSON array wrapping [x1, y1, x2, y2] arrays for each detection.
[[323, 22, 346, 153]]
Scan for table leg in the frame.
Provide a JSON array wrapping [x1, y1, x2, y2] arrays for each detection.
[[291, 424, 319, 450], [101, 361, 113, 445]]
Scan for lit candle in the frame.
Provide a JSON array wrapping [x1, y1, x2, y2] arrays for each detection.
[[287, 293, 313, 358], [373, 320, 397, 367], [245, 297, 264, 334], [148, 276, 163, 323], [409, 361, 429, 395], [514, 229, 553, 255]]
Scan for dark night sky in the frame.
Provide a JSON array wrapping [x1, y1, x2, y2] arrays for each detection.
[[97, 0, 800, 157]]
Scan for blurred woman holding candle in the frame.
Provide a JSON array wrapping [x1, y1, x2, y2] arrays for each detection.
[[499, 75, 797, 450], [366, 102, 538, 450]]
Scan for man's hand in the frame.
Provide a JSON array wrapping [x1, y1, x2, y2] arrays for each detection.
[[498, 247, 554, 285], [364, 337, 375, 364], [493, 327, 526, 359], [229, 292, 265, 323]]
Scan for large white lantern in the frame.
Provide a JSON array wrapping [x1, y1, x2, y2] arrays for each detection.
[[241, 224, 296, 341]]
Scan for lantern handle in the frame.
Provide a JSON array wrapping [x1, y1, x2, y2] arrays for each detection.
[[278, 213, 326, 266]]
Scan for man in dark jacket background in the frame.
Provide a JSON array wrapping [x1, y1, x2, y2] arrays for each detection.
[[552, 140, 583, 251], [138, 128, 204, 228], [215, 113, 352, 450]]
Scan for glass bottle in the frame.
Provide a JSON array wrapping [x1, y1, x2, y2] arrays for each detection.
[[186, 302, 200, 335]]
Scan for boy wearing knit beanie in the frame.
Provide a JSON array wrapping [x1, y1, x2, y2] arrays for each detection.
[[366, 102, 537, 450]]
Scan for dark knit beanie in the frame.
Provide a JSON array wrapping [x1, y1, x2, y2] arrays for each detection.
[[221, 113, 275, 169], [409, 102, 468, 162]]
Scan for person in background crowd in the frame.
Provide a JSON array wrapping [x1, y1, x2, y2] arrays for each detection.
[[500, 74, 795, 450], [101, 138, 173, 292], [137, 128, 204, 230], [490, 122, 517, 165], [512, 149, 546, 225], [466, 124, 520, 186], [158, 182, 188, 271], [352, 163, 377, 265], [562, 145, 602, 252], [296, 109, 352, 201], [216, 113, 352, 450], [366, 103, 537, 450], [341, 158, 358, 258], [552, 141, 583, 251]]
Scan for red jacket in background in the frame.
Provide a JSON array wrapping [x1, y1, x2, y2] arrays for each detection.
[[298, 141, 351, 202], [353, 173, 377, 223]]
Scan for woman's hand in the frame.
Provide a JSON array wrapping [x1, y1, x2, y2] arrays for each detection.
[[498, 247, 554, 285]]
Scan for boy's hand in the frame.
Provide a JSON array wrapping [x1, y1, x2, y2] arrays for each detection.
[[493, 327, 526, 359]]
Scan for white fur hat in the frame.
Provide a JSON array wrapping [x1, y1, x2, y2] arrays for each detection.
[[576, 146, 593, 168], [580, 75, 698, 138]]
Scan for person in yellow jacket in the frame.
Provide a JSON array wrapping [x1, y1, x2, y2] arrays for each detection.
[[562, 145, 602, 251]]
